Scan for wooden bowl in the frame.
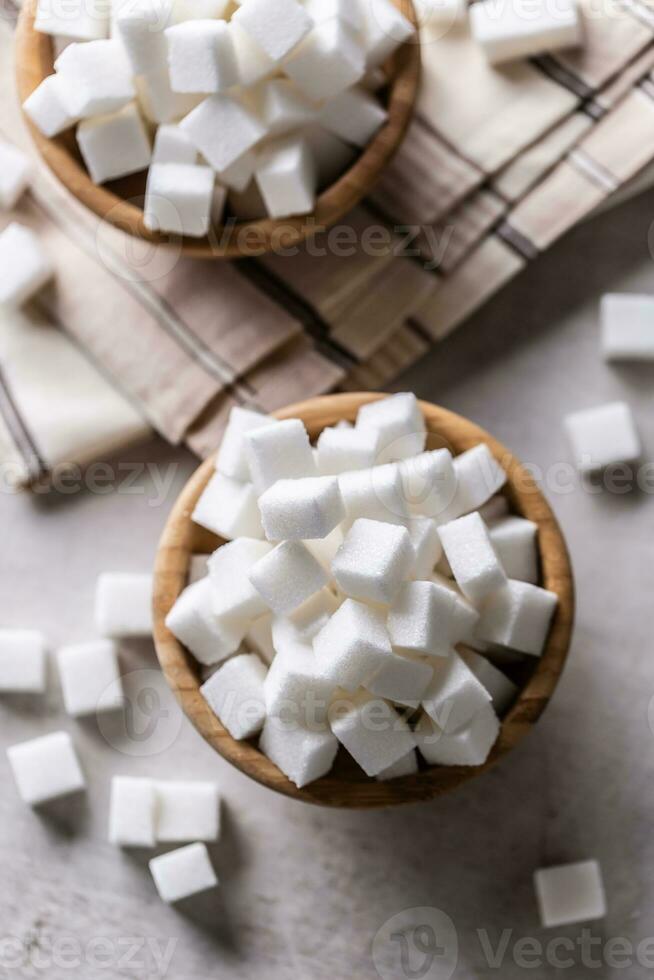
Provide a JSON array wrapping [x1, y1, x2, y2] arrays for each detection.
[[15, 0, 420, 259]]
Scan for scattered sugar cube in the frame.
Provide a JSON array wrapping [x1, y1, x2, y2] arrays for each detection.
[[258, 476, 345, 542], [476, 580, 558, 656], [23, 75, 78, 138], [488, 516, 538, 585], [192, 471, 264, 539], [452, 445, 507, 517], [208, 538, 273, 622], [421, 650, 492, 734], [165, 578, 247, 665], [303, 123, 356, 189], [152, 124, 198, 164], [201, 651, 267, 738], [95, 572, 153, 637], [180, 93, 266, 172], [339, 464, 409, 527], [232, 0, 312, 62], [0, 629, 46, 694], [313, 598, 392, 691], [387, 580, 457, 658], [259, 717, 338, 787], [246, 418, 317, 493], [57, 640, 124, 717], [470, 0, 581, 65], [55, 40, 134, 119], [249, 541, 328, 615], [316, 425, 380, 475], [109, 776, 157, 847], [35, 0, 109, 39], [600, 294, 654, 361], [155, 780, 220, 841], [285, 18, 366, 101], [407, 517, 442, 579], [230, 20, 276, 86], [116, 0, 175, 75], [415, 702, 499, 766], [360, 0, 415, 67], [333, 519, 414, 606], [0, 140, 31, 210], [7, 731, 85, 805], [255, 135, 316, 219], [357, 393, 426, 464], [149, 842, 218, 903], [534, 860, 606, 928], [0, 223, 54, 308], [459, 647, 518, 715], [366, 651, 434, 708], [264, 645, 334, 725], [399, 449, 457, 521], [330, 690, 416, 778], [216, 406, 273, 482], [144, 162, 214, 237], [564, 401, 641, 473], [77, 103, 152, 184], [245, 614, 275, 663], [319, 87, 387, 148], [248, 78, 318, 136], [166, 20, 238, 93], [439, 512, 507, 604]]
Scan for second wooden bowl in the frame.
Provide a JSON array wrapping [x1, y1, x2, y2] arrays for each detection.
[[152, 393, 575, 808]]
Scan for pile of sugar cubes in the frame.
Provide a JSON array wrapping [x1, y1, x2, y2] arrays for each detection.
[[165, 392, 559, 788], [25, 0, 414, 236]]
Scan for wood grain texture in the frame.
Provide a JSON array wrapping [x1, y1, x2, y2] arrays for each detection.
[[152, 393, 575, 808], [15, 0, 420, 259]]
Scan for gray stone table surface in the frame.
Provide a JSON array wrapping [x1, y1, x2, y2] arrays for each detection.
[[2, 193, 654, 980]]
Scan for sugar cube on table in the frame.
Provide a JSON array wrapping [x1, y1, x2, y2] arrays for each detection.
[[232, 0, 312, 62], [55, 40, 134, 119], [249, 541, 328, 615], [165, 20, 238, 93], [57, 640, 124, 717], [339, 464, 409, 527], [152, 124, 198, 165], [180, 93, 266, 173], [387, 580, 457, 658], [109, 776, 157, 847], [415, 702, 499, 766], [407, 517, 442, 579], [77, 103, 152, 184], [259, 717, 338, 787], [149, 842, 218, 903], [470, 0, 581, 65], [192, 471, 264, 539], [488, 516, 538, 584], [248, 79, 318, 137], [258, 476, 345, 542], [333, 519, 414, 606], [399, 449, 457, 521], [0, 223, 54, 308], [376, 749, 418, 781], [155, 780, 220, 841], [230, 21, 276, 87], [264, 645, 334, 725], [215, 406, 273, 482], [285, 18, 366, 102], [564, 401, 641, 473], [359, 0, 416, 67], [439, 512, 507, 604], [319, 87, 388, 148], [476, 580, 558, 656], [255, 136, 316, 219], [356, 393, 426, 464], [314, 598, 392, 691], [23, 75, 78, 138], [366, 651, 434, 707], [330, 690, 416, 778], [0, 629, 46, 694], [600, 294, 654, 361], [303, 123, 357, 190], [316, 425, 380, 475], [534, 860, 606, 928], [201, 652, 267, 739], [245, 418, 317, 493], [35, 0, 109, 39], [95, 572, 153, 638], [208, 538, 272, 621], [116, 0, 175, 76], [0, 140, 31, 210], [459, 647, 518, 715], [451, 444, 507, 518], [144, 162, 215, 237], [7, 731, 85, 805], [421, 650, 492, 733], [166, 578, 247, 665]]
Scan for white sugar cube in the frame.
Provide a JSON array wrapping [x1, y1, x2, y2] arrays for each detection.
[[0, 630, 46, 694], [313, 598, 391, 691], [95, 572, 153, 637], [264, 645, 334, 724], [415, 702, 499, 766], [144, 162, 214, 237], [258, 476, 345, 542], [600, 294, 654, 361], [356, 393, 426, 464], [215, 150, 257, 192], [488, 516, 538, 584], [117, 0, 175, 75], [166, 19, 238, 93], [459, 647, 518, 715], [407, 517, 442, 579], [216, 406, 273, 481], [476, 580, 558, 656], [0, 141, 31, 210], [282, 588, 341, 643], [180, 93, 266, 172], [305, 0, 362, 30], [165, 578, 246, 665], [304, 525, 344, 573], [303, 123, 357, 189], [246, 418, 317, 493], [421, 650, 492, 734], [376, 749, 418, 780], [77, 103, 152, 184], [8, 731, 86, 806], [449, 586, 481, 647], [201, 652, 267, 739], [0, 223, 54, 308], [470, 0, 581, 65], [360, 0, 415, 67], [249, 541, 328, 615], [387, 580, 457, 658], [339, 464, 409, 526], [417, 0, 467, 23], [259, 717, 338, 787], [55, 40, 134, 118], [534, 860, 606, 928], [248, 78, 318, 136], [232, 0, 311, 62], [57, 640, 124, 717], [155, 780, 220, 841], [451, 444, 507, 517], [564, 401, 640, 473], [208, 538, 273, 621], [285, 19, 365, 101], [149, 842, 218, 903], [245, 614, 275, 663], [136, 69, 201, 125], [255, 135, 316, 219], [316, 425, 380, 475], [439, 512, 507, 604], [152, 124, 198, 164], [319, 87, 387, 148], [192, 471, 264, 539], [333, 519, 414, 606], [399, 449, 457, 521], [330, 690, 416, 777], [366, 651, 434, 707], [35, 0, 109, 39], [23, 75, 78, 138], [109, 776, 157, 847], [230, 21, 276, 86]]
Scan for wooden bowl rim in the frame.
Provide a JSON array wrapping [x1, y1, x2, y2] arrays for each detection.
[[152, 392, 575, 809], [15, 0, 421, 259]]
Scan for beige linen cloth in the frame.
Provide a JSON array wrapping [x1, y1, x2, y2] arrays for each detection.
[[3, 0, 654, 485]]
